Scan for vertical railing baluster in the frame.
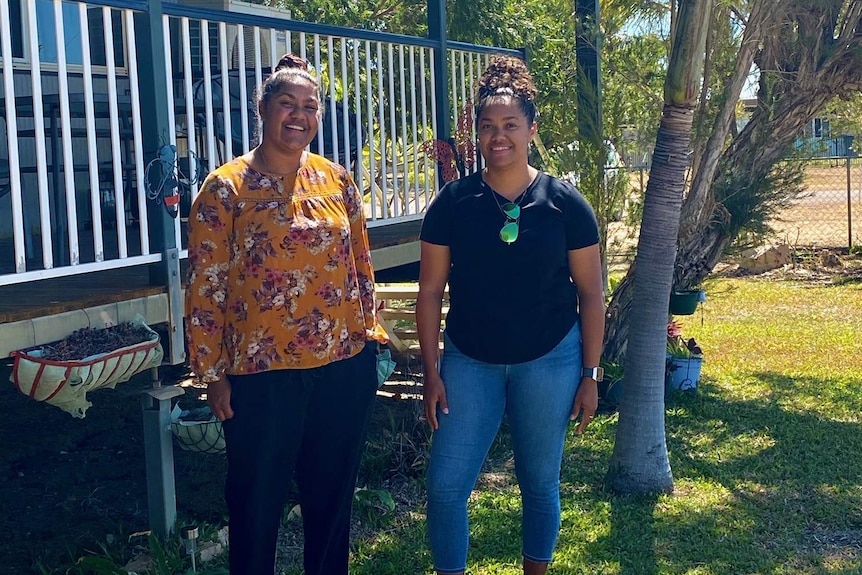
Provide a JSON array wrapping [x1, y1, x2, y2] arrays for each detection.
[[159, 14, 180, 251], [352, 40, 364, 193], [397, 46, 408, 213], [0, 0, 25, 271], [365, 40, 377, 220], [54, 0, 79, 265], [236, 25, 249, 153], [218, 22, 232, 160], [79, 2, 103, 262], [429, 47, 439, 182], [253, 26, 262, 147], [181, 17, 198, 204], [314, 34, 325, 157], [327, 36, 338, 165], [340, 38, 350, 171], [124, 9, 149, 255], [25, 0, 53, 268], [387, 43, 398, 217], [409, 46, 419, 214], [200, 20, 216, 175], [105, 7, 128, 258], [376, 42, 388, 216], [420, 47, 431, 206]]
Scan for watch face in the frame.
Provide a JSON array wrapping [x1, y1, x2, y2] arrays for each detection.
[[583, 366, 604, 380]]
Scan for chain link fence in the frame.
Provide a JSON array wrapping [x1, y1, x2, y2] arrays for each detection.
[[603, 155, 861, 268], [770, 157, 862, 249]]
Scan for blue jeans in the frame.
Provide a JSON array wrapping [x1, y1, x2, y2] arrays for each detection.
[[426, 322, 582, 573]]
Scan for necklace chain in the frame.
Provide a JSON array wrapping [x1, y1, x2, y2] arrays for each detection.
[[483, 178, 530, 218]]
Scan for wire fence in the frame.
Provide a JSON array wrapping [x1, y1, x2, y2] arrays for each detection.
[[769, 157, 862, 249], [606, 155, 862, 267]]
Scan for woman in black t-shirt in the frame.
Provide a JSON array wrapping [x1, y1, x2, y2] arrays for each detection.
[[417, 55, 606, 575]]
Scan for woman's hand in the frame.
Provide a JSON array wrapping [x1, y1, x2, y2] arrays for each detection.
[[423, 371, 449, 431], [570, 378, 598, 434], [206, 376, 234, 422]]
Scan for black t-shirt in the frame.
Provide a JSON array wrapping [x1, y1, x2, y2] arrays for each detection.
[[420, 171, 600, 364]]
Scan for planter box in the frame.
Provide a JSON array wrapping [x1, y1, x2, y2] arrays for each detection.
[[666, 355, 703, 393], [10, 322, 163, 418]]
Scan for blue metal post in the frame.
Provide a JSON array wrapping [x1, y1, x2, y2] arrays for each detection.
[[137, 0, 185, 366], [428, 0, 450, 146], [575, 0, 603, 151], [141, 369, 185, 540], [135, 0, 186, 540]]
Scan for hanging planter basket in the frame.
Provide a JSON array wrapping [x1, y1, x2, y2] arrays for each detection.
[[170, 405, 226, 454], [669, 289, 706, 315], [9, 318, 163, 418]]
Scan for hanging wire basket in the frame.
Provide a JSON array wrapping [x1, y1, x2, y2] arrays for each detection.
[[170, 405, 226, 454]]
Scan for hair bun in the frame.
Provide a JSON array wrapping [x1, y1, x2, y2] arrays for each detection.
[[476, 55, 537, 103], [275, 53, 309, 72]]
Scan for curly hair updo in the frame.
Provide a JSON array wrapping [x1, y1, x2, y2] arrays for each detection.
[[475, 55, 538, 126], [258, 53, 322, 112]]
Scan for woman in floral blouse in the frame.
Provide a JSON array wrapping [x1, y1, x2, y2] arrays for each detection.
[[185, 53, 388, 575]]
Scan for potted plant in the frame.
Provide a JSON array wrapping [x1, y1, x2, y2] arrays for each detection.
[[666, 320, 703, 393], [669, 287, 706, 315]]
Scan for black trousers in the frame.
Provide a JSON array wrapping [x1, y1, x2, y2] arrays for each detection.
[[222, 343, 378, 575]]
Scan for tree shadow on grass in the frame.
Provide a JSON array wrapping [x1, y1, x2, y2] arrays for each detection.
[[657, 371, 862, 573], [608, 494, 661, 575]]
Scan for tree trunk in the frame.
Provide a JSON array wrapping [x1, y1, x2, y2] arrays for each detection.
[[605, 0, 711, 495]]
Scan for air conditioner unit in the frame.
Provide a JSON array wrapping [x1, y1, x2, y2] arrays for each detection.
[[175, 0, 291, 19], [228, 0, 292, 19]]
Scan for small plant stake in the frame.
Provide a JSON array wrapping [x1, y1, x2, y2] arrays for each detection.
[[180, 525, 200, 572]]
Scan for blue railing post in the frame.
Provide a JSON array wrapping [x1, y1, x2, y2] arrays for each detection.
[[134, 0, 185, 541], [575, 0, 604, 169], [428, 0, 450, 166], [136, 0, 185, 366]]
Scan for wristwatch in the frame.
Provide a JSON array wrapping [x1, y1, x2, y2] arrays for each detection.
[[581, 366, 604, 381]]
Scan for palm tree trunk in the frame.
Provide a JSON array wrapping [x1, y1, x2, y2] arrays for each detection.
[[605, 0, 712, 495], [604, 105, 691, 494]]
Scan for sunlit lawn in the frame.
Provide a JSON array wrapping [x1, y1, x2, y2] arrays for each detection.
[[348, 275, 862, 575]]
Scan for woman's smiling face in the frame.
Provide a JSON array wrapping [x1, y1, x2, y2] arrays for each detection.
[[476, 96, 537, 170], [259, 78, 321, 153]]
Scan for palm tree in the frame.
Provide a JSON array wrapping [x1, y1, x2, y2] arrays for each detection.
[[604, 0, 712, 494]]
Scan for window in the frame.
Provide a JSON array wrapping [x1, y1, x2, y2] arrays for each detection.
[[86, 7, 125, 68], [187, 20, 222, 74], [7, 0, 24, 58], [35, 0, 84, 65], [5, 0, 124, 67], [814, 118, 831, 139]]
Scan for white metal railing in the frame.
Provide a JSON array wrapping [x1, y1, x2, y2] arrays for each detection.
[[0, 0, 155, 286], [0, 0, 517, 286], [162, 14, 446, 248]]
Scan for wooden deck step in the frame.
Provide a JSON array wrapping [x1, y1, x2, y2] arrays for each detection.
[[375, 283, 448, 363]]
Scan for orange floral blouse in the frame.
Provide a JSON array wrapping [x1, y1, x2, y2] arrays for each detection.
[[185, 153, 388, 383]]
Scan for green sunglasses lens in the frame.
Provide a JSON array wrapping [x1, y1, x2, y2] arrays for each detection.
[[500, 221, 519, 244], [501, 202, 520, 219]]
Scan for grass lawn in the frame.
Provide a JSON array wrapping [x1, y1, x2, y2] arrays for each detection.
[[346, 273, 862, 575]]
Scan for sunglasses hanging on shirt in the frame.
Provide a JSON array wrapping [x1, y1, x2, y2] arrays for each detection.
[[485, 179, 529, 245]]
